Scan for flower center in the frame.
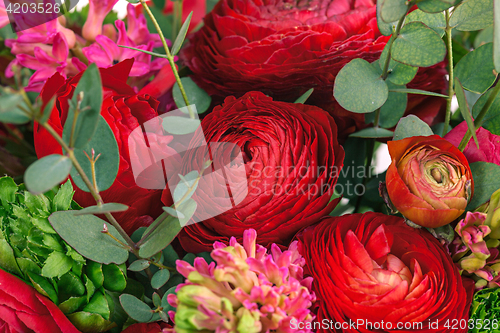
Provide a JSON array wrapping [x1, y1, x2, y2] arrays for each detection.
[[431, 168, 442, 183]]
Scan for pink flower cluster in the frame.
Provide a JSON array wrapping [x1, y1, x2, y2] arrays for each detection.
[[167, 229, 316, 332]]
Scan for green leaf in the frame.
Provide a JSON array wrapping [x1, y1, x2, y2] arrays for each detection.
[[40, 96, 56, 124], [151, 269, 170, 289], [84, 275, 96, 303], [455, 43, 496, 94], [83, 291, 110, 320], [349, 127, 395, 138], [455, 78, 480, 149], [70, 116, 119, 193], [119, 294, 153, 322], [128, 259, 150, 272], [74, 203, 129, 216], [59, 296, 87, 314], [0, 239, 22, 276], [163, 245, 179, 269], [16, 258, 41, 276], [49, 211, 129, 265], [163, 206, 184, 219], [378, 45, 418, 85], [392, 22, 447, 67], [467, 162, 500, 210], [475, 25, 494, 48], [173, 171, 199, 203], [380, 0, 408, 23], [294, 88, 314, 104], [62, 63, 103, 148], [388, 88, 448, 98], [333, 58, 389, 113], [85, 261, 104, 289], [171, 12, 193, 55], [58, 271, 86, 297], [67, 312, 115, 333], [162, 116, 201, 135], [53, 180, 74, 212], [0, 176, 18, 209], [176, 198, 197, 226], [406, 9, 446, 37], [24, 191, 50, 213], [450, 0, 494, 31], [24, 154, 72, 195], [102, 263, 127, 292], [418, 0, 456, 13], [32, 217, 56, 234], [472, 88, 500, 134], [494, 0, 500, 71], [172, 77, 211, 114], [393, 115, 434, 140], [0, 93, 31, 124], [161, 286, 177, 312], [42, 251, 73, 278], [366, 82, 408, 128], [138, 216, 182, 258], [28, 272, 59, 304], [377, 0, 397, 36]]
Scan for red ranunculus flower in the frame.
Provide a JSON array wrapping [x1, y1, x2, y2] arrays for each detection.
[[122, 322, 172, 333], [386, 135, 473, 228], [34, 59, 169, 234], [298, 212, 475, 333], [445, 121, 500, 165], [163, 91, 344, 253], [0, 268, 80, 333], [181, 0, 447, 138]]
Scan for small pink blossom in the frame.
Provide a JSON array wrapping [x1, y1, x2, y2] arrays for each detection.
[[0, 1, 9, 29], [82, 0, 119, 42]]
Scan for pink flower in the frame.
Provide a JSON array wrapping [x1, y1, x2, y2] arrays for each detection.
[[0, 1, 9, 29], [444, 121, 500, 165], [82, 0, 119, 42], [125, 3, 161, 47], [168, 229, 315, 332]]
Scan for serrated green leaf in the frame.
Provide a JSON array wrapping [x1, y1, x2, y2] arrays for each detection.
[[455, 43, 496, 94], [455, 77, 480, 149], [0, 239, 21, 277], [59, 296, 87, 314], [32, 216, 56, 234], [84, 274, 96, 303], [392, 22, 447, 67], [42, 251, 73, 278], [28, 272, 59, 304], [49, 211, 129, 265], [119, 294, 153, 322], [171, 12, 193, 55], [42, 234, 63, 251], [25, 155, 72, 195], [393, 115, 434, 140], [58, 271, 86, 298], [151, 269, 170, 289], [74, 203, 129, 216], [172, 77, 211, 114], [450, 0, 494, 31], [16, 257, 41, 276], [53, 180, 75, 212], [62, 63, 102, 149], [83, 291, 110, 320], [23, 192, 49, 214], [67, 311, 115, 333], [294, 88, 314, 104], [334, 58, 389, 113], [69, 116, 119, 193], [0, 176, 18, 209]]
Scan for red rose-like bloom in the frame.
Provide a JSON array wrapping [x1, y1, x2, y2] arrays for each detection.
[[163, 91, 344, 253], [386, 135, 473, 228], [122, 322, 172, 333], [181, 0, 447, 137], [0, 268, 80, 333], [299, 212, 475, 333], [34, 60, 168, 234], [445, 121, 500, 165]]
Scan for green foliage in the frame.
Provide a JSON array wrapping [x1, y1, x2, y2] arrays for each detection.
[[171, 12, 193, 56], [406, 10, 446, 37], [0, 178, 130, 332], [0, 90, 31, 124], [467, 162, 500, 210], [172, 77, 212, 114], [449, 0, 494, 31], [393, 115, 434, 141], [455, 78, 480, 148], [379, 0, 408, 23], [294, 88, 314, 104], [418, 0, 457, 13], [454, 42, 496, 94], [469, 288, 500, 333], [472, 88, 500, 134], [24, 154, 72, 195], [334, 58, 389, 113]]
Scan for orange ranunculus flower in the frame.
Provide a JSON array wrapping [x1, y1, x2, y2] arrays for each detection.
[[386, 135, 473, 228]]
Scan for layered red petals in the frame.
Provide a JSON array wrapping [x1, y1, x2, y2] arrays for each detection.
[[34, 59, 165, 234], [298, 212, 474, 333], [386, 135, 473, 228], [166, 91, 344, 252]]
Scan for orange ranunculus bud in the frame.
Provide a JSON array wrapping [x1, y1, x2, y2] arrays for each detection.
[[386, 135, 474, 228]]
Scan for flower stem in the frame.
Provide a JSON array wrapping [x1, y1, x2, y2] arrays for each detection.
[[39, 122, 140, 256], [458, 81, 500, 151], [139, 0, 195, 119], [443, 9, 454, 136]]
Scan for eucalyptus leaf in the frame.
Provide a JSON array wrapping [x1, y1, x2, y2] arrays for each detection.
[[472, 88, 500, 134], [334, 58, 388, 113], [151, 269, 170, 289], [0, 93, 31, 124], [162, 116, 201, 135], [377, 0, 397, 36], [172, 77, 211, 114], [138, 216, 182, 258], [406, 9, 446, 37], [392, 22, 447, 67], [450, 0, 494, 31], [455, 43, 496, 94], [49, 211, 129, 265], [393, 115, 434, 140], [349, 127, 395, 138], [418, 0, 456, 13], [70, 116, 119, 193], [495, 0, 500, 71], [467, 162, 500, 210], [380, 0, 408, 23], [119, 294, 153, 322], [74, 203, 129, 216], [128, 259, 150, 272], [25, 154, 72, 195]]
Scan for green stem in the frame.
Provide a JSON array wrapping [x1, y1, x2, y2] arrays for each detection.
[[458, 81, 500, 151], [139, 0, 195, 119], [353, 140, 375, 214], [39, 122, 140, 256], [443, 9, 454, 136]]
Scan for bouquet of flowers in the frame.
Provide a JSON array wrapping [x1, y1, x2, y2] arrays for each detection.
[[0, 0, 500, 332]]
